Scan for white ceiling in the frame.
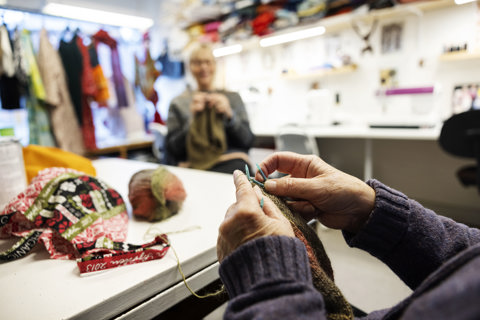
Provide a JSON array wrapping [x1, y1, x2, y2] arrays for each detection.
[[2, 0, 185, 29]]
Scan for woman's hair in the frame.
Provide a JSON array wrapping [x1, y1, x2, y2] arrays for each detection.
[[188, 42, 215, 64]]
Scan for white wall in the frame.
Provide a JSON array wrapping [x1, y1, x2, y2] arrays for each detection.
[[219, 3, 480, 133], [218, 3, 480, 225]]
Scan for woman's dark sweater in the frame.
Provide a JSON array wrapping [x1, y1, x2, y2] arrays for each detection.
[[219, 179, 480, 319]]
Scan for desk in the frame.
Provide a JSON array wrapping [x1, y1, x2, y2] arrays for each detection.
[[254, 124, 441, 180], [255, 124, 480, 226], [85, 136, 154, 159], [1, 158, 235, 320]]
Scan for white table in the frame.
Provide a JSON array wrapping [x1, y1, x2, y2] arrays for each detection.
[[0, 158, 236, 320], [254, 124, 441, 180]]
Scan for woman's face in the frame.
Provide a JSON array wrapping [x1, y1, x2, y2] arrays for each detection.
[[190, 48, 216, 91]]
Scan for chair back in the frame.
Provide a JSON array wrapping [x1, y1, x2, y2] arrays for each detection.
[[275, 124, 319, 156], [148, 122, 168, 162], [439, 110, 480, 192]]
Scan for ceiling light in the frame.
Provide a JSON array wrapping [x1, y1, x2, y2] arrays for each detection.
[[43, 3, 154, 30], [259, 26, 326, 47], [454, 0, 476, 4], [213, 44, 243, 57]]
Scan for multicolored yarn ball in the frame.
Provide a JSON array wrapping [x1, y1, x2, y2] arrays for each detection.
[[128, 166, 187, 221]]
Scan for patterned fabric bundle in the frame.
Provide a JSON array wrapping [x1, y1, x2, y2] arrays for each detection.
[[0, 167, 170, 274], [255, 183, 353, 320]]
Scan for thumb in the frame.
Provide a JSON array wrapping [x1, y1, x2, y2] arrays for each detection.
[[264, 177, 316, 200]]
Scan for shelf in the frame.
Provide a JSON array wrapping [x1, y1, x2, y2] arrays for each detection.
[[214, 0, 456, 53], [281, 64, 358, 80], [292, 0, 455, 35], [439, 51, 480, 62]]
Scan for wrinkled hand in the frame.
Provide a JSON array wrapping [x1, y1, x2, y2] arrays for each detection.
[[190, 92, 207, 114], [206, 93, 233, 120], [255, 152, 375, 233], [217, 170, 294, 263]]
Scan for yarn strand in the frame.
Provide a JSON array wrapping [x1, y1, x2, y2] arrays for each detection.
[[144, 225, 225, 299]]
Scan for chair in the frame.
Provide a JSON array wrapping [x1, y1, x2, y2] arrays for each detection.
[[439, 109, 480, 192], [148, 122, 168, 163], [275, 124, 319, 156]]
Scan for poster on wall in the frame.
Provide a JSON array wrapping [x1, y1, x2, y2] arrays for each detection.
[[381, 22, 403, 54], [452, 84, 480, 114]]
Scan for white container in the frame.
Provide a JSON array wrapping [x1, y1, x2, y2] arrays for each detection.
[[0, 137, 27, 211]]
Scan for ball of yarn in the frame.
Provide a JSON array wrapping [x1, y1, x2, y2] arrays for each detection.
[[128, 166, 187, 221]]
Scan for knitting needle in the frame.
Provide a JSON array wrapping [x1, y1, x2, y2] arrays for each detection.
[[245, 164, 265, 187], [256, 163, 268, 181], [245, 164, 251, 180]]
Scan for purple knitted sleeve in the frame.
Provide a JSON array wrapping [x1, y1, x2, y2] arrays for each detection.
[[344, 179, 480, 289], [219, 236, 328, 320]]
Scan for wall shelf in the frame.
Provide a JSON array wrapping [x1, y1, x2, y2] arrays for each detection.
[[215, 0, 456, 54], [281, 64, 358, 80], [439, 51, 480, 62], [306, 0, 455, 35]]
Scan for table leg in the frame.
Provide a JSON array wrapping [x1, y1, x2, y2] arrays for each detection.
[[364, 139, 373, 181]]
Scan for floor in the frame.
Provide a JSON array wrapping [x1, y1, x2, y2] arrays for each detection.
[[204, 224, 412, 319]]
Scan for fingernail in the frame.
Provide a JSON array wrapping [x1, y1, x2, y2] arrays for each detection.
[[256, 163, 268, 181], [265, 180, 276, 190], [253, 185, 262, 197], [233, 170, 242, 178]]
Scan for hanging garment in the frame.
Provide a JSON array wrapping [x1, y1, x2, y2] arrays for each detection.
[[0, 24, 15, 77], [135, 49, 160, 107], [58, 34, 83, 124], [0, 167, 170, 274], [19, 29, 55, 147], [38, 29, 85, 154], [135, 48, 164, 124], [157, 43, 185, 79], [92, 29, 128, 107], [88, 44, 110, 106], [12, 28, 28, 88], [76, 34, 98, 150], [119, 75, 146, 139]]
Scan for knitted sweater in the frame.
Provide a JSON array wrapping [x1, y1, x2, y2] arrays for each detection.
[[165, 89, 254, 166], [219, 179, 480, 319]]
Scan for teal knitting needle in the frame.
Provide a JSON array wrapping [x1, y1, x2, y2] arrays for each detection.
[[256, 163, 268, 181]]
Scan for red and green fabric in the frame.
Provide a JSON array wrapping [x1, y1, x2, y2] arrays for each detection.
[[0, 167, 169, 274]]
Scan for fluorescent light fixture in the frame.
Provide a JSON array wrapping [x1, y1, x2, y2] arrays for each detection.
[[260, 26, 326, 47], [43, 3, 154, 30], [213, 44, 243, 57], [454, 0, 476, 4]]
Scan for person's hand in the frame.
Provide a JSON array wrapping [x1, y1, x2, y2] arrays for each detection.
[[206, 93, 233, 120], [217, 170, 294, 262], [190, 92, 207, 114], [255, 152, 375, 233]]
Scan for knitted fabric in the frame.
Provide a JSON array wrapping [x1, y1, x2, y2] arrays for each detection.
[[258, 184, 353, 320], [0, 167, 128, 261], [186, 107, 226, 170], [0, 167, 171, 274]]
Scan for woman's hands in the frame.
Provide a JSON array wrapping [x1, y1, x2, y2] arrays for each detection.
[[255, 152, 376, 233], [217, 170, 294, 262], [190, 92, 233, 120]]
